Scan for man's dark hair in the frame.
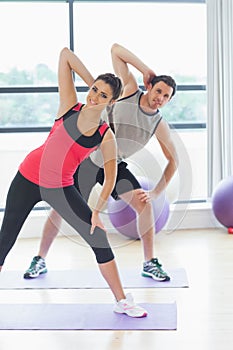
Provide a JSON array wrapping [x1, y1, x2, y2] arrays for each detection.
[[150, 75, 176, 99]]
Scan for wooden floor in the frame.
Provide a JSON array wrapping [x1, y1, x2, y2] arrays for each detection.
[[0, 227, 233, 350]]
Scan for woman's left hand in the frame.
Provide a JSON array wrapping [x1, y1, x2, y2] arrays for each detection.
[[90, 210, 106, 234]]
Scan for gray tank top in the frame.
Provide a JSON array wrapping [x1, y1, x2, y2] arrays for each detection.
[[90, 89, 162, 167]]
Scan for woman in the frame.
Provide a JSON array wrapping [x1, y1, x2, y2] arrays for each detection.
[[0, 47, 147, 318]]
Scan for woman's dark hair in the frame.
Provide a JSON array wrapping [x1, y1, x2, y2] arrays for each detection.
[[150, 75, 177, 99], [94, 73, 123, 100]]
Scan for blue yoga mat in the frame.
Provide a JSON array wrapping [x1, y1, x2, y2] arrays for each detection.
[[0, 268, 188, 289], [0, 302, 177, 330]]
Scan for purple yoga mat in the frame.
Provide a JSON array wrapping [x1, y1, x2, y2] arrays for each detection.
[[0, 302, 177, 330], [0, 268, 188, 289]]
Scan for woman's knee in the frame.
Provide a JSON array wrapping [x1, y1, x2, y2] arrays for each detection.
[[93, 247, 115, 264]]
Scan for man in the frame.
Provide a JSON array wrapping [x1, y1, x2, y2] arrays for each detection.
[[24, 43, 178, 282]]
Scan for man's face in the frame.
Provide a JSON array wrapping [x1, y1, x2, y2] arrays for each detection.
[[147, 81, 173, 110]]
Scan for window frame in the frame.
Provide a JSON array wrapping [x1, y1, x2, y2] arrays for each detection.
[[0, 0, 206, 132]]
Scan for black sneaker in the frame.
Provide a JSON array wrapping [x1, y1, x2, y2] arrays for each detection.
[[23, 256, 47, 279], [142, 258, 170, 281]]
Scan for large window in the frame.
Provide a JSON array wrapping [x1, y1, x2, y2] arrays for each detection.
[[0, 2, 69, 87], [0, 0, 207, 208], [0, 2, 69, 126]]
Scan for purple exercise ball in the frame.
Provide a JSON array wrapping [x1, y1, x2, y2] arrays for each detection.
[[212, 176, 233, 228], [108, 176, 170, 239]]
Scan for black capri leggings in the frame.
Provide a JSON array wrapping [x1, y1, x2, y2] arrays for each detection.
[[75, 158, 141, 202], [0, 172, 114, 266]]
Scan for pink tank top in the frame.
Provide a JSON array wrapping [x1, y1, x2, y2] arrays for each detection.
[[19, 103, 109, 188]]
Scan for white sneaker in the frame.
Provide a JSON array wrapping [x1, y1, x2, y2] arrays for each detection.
[[114, 293, 147, 318]]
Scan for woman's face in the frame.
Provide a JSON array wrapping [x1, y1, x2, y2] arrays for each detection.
[[85, 79, 113, 111]]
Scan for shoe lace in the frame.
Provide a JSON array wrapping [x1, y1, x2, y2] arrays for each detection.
[[28, 257, 43, 272], [150, 258, 162, 268], [149, 258, 167, 276], [121, 294, 136, 309]]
